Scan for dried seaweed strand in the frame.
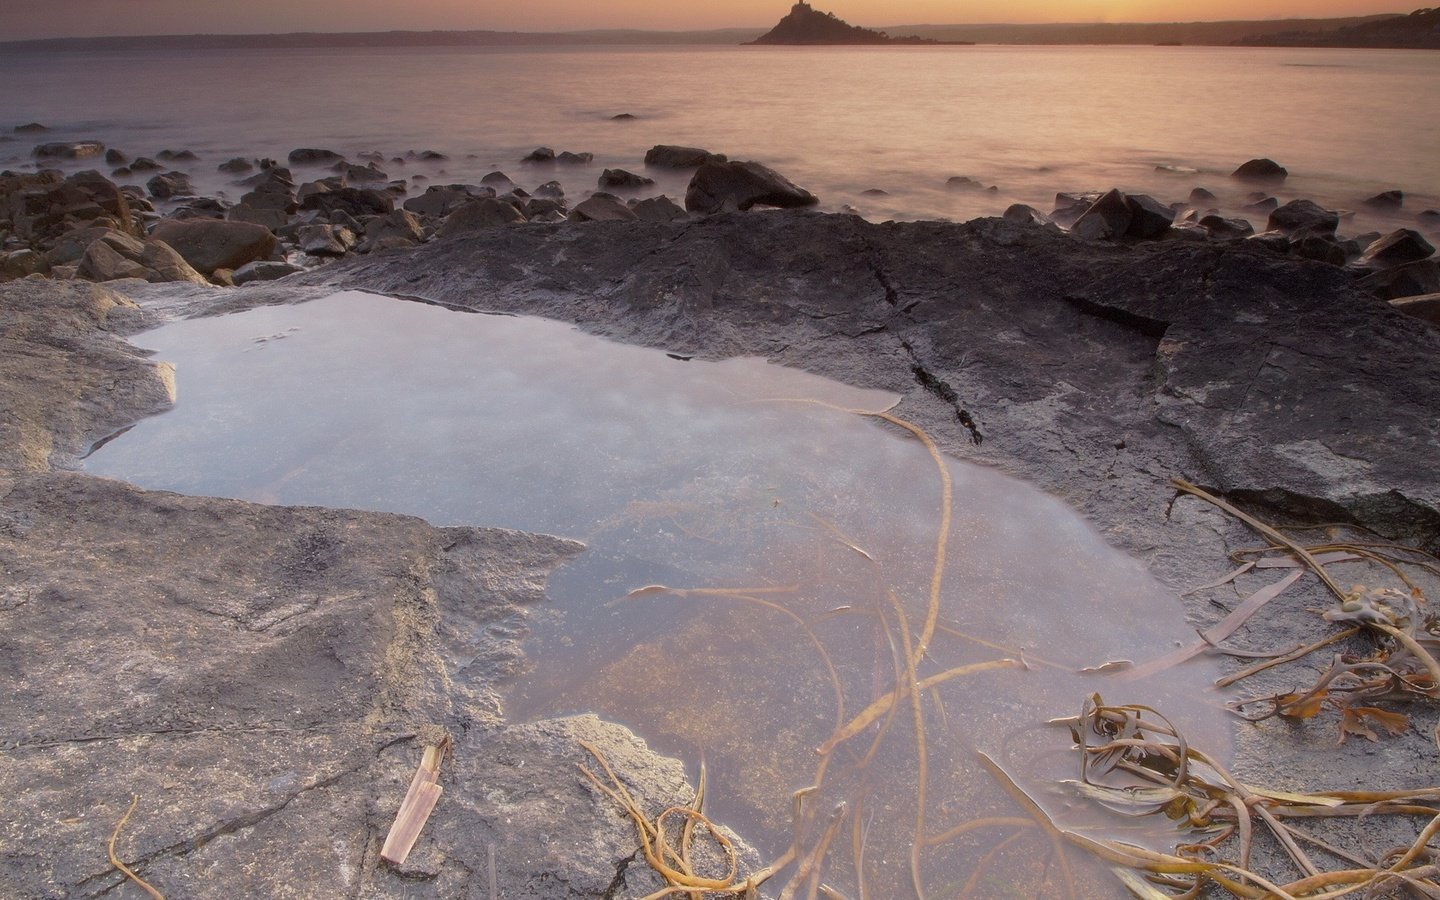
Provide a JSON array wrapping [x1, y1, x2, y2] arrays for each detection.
[[107, 795, 164, 900]]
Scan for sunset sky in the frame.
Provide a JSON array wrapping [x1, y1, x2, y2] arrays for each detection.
[[1, 0, 1408, 40]]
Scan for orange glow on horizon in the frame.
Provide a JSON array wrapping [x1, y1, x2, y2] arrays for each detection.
[[2, 0, 1412, 41]]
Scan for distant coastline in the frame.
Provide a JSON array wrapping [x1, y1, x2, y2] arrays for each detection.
[[1, 12, 1431, 54]]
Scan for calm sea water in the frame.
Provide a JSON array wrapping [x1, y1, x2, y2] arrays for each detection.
[[2, 44, 1437, 233]]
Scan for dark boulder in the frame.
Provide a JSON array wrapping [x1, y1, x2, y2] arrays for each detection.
[[239, 188, 297, 213], [1356, 260, 1440, 299], [1124, 193, 1174, 239], [1291, 234, 1347, 266], [288, 148, 346, 166], [14, 123, 49, 134], [630, 196, 687, 223], [336, 163, 388, 184], [946, 176, 985, 191], [598, 168, 654, 190], [1050, 192, 1101, 228], [33, 141, 105, 160], [296, 223, 352, 257], [1391, 293, 1440, 327], [128, 157, 163, 173], [1188, 187, 1216, 204], [533, 181, 565, 199], [104, 149, 128, 165], [156, 149, 198, 162], [1069, 189, 1132, 241], [1232, 158, 1288, 182], [684, 160, 817, 214], [644, 145, 727, 168], [523, 147, 556, 163], [1199, 215, 1255, 240], [148, 218, 278, 274], [1364, 190, 1404, 210], [233, 259, 304, 285], [556, 151, 594, 165], [403, 184, 494, 218], [1358, 229, 1435, 267], [219, 157, 255, 174], [1243, 197, 1279, 215], [1002, 204, 1051, 227], [298, 187, 394, 218], [438, 198, 526, 236], [569, 196, 639, 222], [1268, 199, 1339, 237], [480, 171, 515, 189], [146, 171, 194, 200]]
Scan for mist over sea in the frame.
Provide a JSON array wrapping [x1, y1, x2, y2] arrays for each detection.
[[2, 43, 1437, 233]]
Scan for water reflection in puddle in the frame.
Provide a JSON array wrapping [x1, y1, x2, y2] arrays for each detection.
[[88, 291, 1228, 897]]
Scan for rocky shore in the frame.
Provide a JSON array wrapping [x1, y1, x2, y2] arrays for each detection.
[[2, 134, 1439, 897]]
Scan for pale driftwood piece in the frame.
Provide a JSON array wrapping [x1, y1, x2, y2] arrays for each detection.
[[381, 743, 446, 866]]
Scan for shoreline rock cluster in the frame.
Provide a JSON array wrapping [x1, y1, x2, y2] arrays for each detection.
[[4, 138, 1436, 324]]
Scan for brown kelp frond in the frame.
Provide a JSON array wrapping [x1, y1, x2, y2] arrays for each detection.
[[1050, 695, 1440, 898]]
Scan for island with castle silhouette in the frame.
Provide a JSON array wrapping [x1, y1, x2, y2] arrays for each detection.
[[747, 1, 975, 45]]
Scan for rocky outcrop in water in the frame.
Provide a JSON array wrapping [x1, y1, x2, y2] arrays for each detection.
[[685, 160, 818, 213], [748, 1, 942, 44]]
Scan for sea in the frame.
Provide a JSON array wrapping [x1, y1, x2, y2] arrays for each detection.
[[2, 42, 1438, 235]]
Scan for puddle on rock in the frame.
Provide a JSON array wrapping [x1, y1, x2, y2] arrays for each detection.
[[88, 290, 1230, 897]]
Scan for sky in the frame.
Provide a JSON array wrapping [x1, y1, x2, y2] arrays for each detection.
[[0, 0, 1408, 41]]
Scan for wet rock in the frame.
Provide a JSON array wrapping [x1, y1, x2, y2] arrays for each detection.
[[414, 150, 447, 161], [480, 171, 515, 190], [1267, 199, 1339, 237], [149, 218, 279, 275], [403, 184, 494, 218], [569, 196, 639, 222], [1391, 292, 1440, 327], [336, 162, 388, 184], [521, 198, 567, 219], [1188, 187, 1216, 203], [14, 123, 49, 134], [556, 151, 594, 165], [128, 156, 163, 173], [1199, 214, 1255, 240], [174, 197, 228, 220], [156, 149, 198, 162], [946, 176, 985, 191], [77, 234, 150, 281], [630, 195, 688, 223], [1358, 228, 1435, 267], [218, 157, 255, 174], [11, 170, 136, 242], [1050, 192, 1100, 228], [362, 209, 425, 249], [226, 205, 289, 231], [611, 112, 638, 120], [297, 223, 350, 256], [1232, 157, 1288, 182], [1357, 259, 1440, 299], [1364, 190, 1404, 210], [1124, 193, 1174, 239], [238, 166, 294, 190], [438, 198, 526, 236], [104, 148, 127, 165], [1002, 203, 1052, 227], [598, 168, 654, 190], [3, 248, 48, 278], [644, 145, 727, 168], [33, 141, 106, 160], [232, 259, 304, 285], [684, 160, 817, 214], [239, 188, 297, 213], [146, 171, 194, 200], [298, 187, 394, 218], [1069, 188, 1132, 241], [288, 147, 346, 166], [533, 181, 565, 200], [1247, 230, 1293, 253], [1291, 234, 1347, 266], [522, 147, 555, 163], [1420, 210, 1440, 225]]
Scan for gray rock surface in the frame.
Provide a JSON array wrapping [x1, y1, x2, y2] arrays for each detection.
[[685, 160, 818, 214], [149, 218, 278, 275]]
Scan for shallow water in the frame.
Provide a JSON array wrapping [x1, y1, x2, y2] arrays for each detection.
[[86, 291, 1232, 896], [3, 44, 1437, 237]]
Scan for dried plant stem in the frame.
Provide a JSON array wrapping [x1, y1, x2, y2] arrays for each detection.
[[108, 795, 164, 900]]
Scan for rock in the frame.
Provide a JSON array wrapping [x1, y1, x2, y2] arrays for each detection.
[[946, 176, 985, 191], [1002, 203, 1051, 227], [644, 145, 727, 168], [862, 188, 889, 196], [14, 123, 49, 134], [569, 196, 639, 222], [598, 168, 654, 190], [521, 198, 567, 219], [238, 166, 294, 189], [403, 184, 494, 218], [1243, 196, 1279, 215], [684, 160, 817, 214], [33, 141, 106, 160], [155, 149, 198, 162], [149, 218, 279, 274], [522, 147, 555, 163], [1247, 230, 1293, 253], [630, 196, 688, 223], [1390, 292, 1440, 327], [1357, 260, 1440, 299], [218, 157, 255, 174], [288, 148, 346, 166], [1232, 157, 1288, 182], [239, 189, 296, 213], [175, 197, 227, 220], [232, 259, 304, 285], [226, 205, 289, 231], [414, 150, 447, 161], [335, 162, 388, 184], [128, 157, 163, 172], [3, 248, 48, 278], [611, 112, 638, 120], [146, 171, 194, 200], [297, 223, 350, 257], [556, 151, 594, 165], [1420, 210, 1440, 225], [438, 198, 526, 237], [1267, 199, 1339, 237], [1050, 192, 1100, 228], [76, 229, 207, 284], [14, 170, 136, 241], [480, 171, 515, 189], [533, 181, 565, 199], [1188, 187, 1216, 203], [104, 148, 128, 165], [1124, 193, 1174, 239], [363, 209, 425, 248], [298, 187, 394, 218], [1364, 190, 1404, 209], [1069, 189, 1132, 241], [1291, 234, 1347, 265], [1358, 228, 1435, 267], [1199, 214, 1255, 240]]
